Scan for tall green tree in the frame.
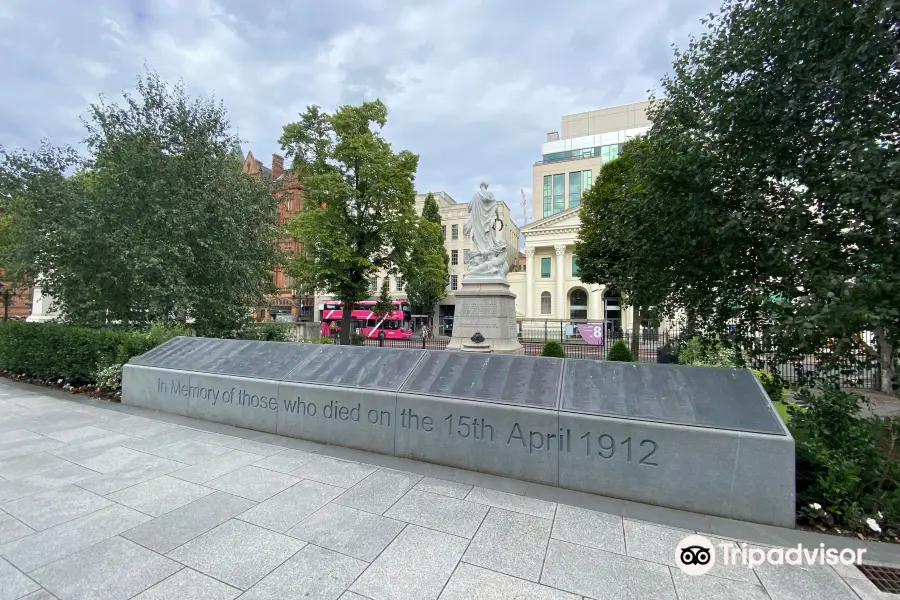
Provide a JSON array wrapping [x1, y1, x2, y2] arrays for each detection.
[[403, 192, 448, 327], [280, 101, 418, 345], [577, 0, 900, 394], [0, 70, 282, 335]]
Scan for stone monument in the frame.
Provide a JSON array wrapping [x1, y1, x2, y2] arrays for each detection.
[[445, 182, 522, 354]]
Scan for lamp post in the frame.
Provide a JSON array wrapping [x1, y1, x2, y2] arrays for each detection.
[[0, 283, 9, 321]]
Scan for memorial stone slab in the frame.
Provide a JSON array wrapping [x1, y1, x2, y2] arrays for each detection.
[[557, 360, 795, 527], [395, 352, 562, 485], [122, 337, 796, 527], [277, 346, 425, 454]]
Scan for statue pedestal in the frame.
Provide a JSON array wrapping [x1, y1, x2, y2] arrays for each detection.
[[446, 280, 523, 355]]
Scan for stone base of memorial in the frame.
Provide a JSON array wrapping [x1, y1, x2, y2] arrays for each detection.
[[445, 281, 523, 355], [122, 336, 795, 528]]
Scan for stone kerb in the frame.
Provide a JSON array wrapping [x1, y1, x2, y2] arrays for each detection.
[[122, 337, 795, 528]]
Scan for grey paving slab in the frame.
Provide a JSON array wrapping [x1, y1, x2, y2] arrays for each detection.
[[169, 450, 265, 484], [241, 544, 367, 600], [541, 539, 676, 600], [0, 453, 73, 481], [0, 556, 39, 600], [238, 479, 343, 533], [845, 576, 896, 600], [145, 439, 231, 465], [74, 457, 185, 495], [42, 426, 118, 445], [0, 512, 33, 545], [439, 562, 579, 600], [338, 593, 370, 600], [32, 536, 180, 600], [290, 456, 376, 488], [132, 568, 241, 600], [465, 487, 557, 519], [334, 469, 421, 514], [551, 503, 625, 554], [288, 503, 404, 562], [2, 485, 113, 530], [462, 507, 551, 582], [224, 439, 284, 456], [0, 438, 66, 461], [70, 446, 167, 474], [120, 429, 208, 453], [206, 466, 299, 502], [0, 504, 151, 572], [99, 417, 183, 439], [754, 561, 859, 600], [0, 465, 102, 504], [0, 430, 48, 447], [413, 477, 473, 500], [252, 449, 315, 474], [385, 489, 488, 538], [122, 491, 256, 554], [19, 590, 57, 600], [45, 434, 139, 462], [167, 519, 305, 590], [350, 525, 469, 600], [623, 519, 692, 566], [670, 569, 770, 600], [107, 475, 214, 517]]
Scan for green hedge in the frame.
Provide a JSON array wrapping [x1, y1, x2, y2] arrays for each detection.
[[0, 321, 189, 385], [541, 340, 566, 358], [606, 339, 634, 362]]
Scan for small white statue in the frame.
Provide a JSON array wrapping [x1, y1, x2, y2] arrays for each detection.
[[463, 183, 508, 281]]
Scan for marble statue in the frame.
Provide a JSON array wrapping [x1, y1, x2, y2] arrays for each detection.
[[463, 183, 509, 281]]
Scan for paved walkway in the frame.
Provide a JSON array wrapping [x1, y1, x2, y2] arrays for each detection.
[[0, 381, 895, 600]]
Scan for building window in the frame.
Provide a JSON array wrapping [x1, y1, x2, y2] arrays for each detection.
[[569, 172, 581, 209], [463, 249, 469, 264], [441, 225, 446, 239], [552, 174, 565, 215], [451, 250, 458, 265], [543, 175, 552, 218], [541, 257, 551, 278], [451, 224, 458, 240], [451, 275, 458, 290], [370, 277, 377, 293], [540, 292, 552, 314], [582, 170, 592, 195], [284, 274, 293, 288], [570, 289, 588, 320], [395, 277, 403, 291], [572, 256, 580, 277]]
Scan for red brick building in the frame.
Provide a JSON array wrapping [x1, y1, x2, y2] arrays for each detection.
[[0, 274, 31, 320], [241, 151, 314, 322]]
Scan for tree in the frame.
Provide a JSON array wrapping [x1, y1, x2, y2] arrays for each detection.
[[402, 192, 448, 328], [0, 70, 282, 335], [280, 101, 418, 345], [577, 0, 900, 394], [421, 191, 441, 225]]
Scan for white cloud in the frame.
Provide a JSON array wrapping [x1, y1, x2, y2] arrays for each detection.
[[0, 0, 721, 227]]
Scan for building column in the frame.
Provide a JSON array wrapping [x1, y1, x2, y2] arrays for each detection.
[[524, 247, 535, 318], [554, 245, 567, 320]]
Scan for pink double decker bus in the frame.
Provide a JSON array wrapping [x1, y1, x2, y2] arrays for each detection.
[[320, 300, 413, 340]]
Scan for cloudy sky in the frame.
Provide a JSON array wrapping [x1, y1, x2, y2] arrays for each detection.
[[0, 0, 720, 227]]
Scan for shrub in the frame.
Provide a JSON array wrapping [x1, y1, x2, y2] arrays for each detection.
[[309, 337, 333, 344], [677, 337, 738, 367], [93, 361, 124, 391], [0, 321, 188, 386], [789, 387, 900, 537], [606, 339, 634, 362], [752, 368, 785, 403], [541, 340, 566, 358], [237, 321, 293, 342], [350, 333, 366, 346]]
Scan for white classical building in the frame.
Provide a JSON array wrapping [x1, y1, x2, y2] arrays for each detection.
[[507, 101, 654, 338]]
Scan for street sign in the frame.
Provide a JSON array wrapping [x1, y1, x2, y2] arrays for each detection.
[[577, 323, 605, 346]]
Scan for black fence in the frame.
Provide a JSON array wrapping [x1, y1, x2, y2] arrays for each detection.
[[314, 324, 882, 391]]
